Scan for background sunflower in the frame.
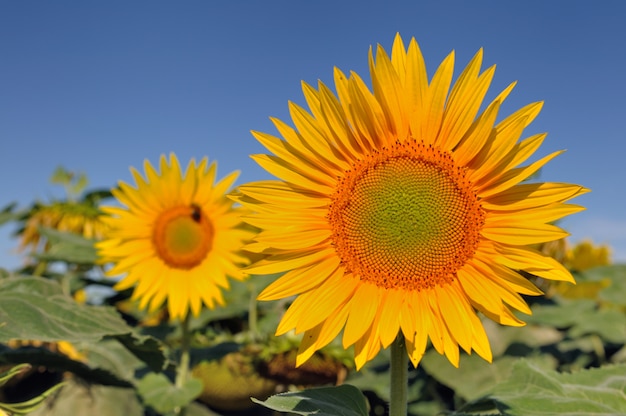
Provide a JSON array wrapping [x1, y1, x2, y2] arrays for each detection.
[[97, 153, 254, 321]]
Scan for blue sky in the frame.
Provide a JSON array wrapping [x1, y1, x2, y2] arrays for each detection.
[[1, 1, 625, 268]]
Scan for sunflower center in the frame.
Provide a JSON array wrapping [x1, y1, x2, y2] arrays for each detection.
[[152, 204, 214, 269], [328, 140, 484, 291]]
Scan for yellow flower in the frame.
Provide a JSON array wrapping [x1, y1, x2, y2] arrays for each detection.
[[566, 240, 611, 272], [96, 154, 253, 321], [236, 34, 587, 369], [18, 201, 109, 253]]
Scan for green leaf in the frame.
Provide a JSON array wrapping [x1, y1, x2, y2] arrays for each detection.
[[34, 227, 97, 264], [0, 202, 19, 226], [488, 360, 626, 415], [581, 264, 626, 308], [78, 339, 145, 383], [421, 350, 556, 402], [481, 319, 563, 358], [525, 299, 597, 328], [345, 366, 391, 401], [184, 402, 223, 416], [136, 372, 203, 414], [114, 333, 168, 373], [251, 384, 369, 416], [50, 166, 73, 186], [527, 299, 626, 344], [566, 308, 626, 344], [0, 277, 133, 343], [28, 380, 143, 416], [0, 345, 132, 387]]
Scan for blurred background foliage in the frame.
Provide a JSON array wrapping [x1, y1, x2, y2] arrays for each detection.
[[0, 168, 624, 416]]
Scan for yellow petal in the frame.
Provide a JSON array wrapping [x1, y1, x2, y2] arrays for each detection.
[[343, 283, 381, 348], [257, 256, 341, 300]]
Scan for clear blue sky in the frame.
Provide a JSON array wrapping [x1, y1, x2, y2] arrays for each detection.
[[1, 1, 625, 268]]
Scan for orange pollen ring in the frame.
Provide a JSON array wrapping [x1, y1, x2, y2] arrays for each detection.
[[152, 204, 214, 269], [327, 139, 485, 291]]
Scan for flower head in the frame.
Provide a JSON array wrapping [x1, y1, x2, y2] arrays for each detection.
[[237, 34, 587, 369], [97, 154, 253, 321], [18, 201, 109, 254]]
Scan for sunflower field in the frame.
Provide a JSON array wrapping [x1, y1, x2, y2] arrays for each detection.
[[0, 34, 625, 416]]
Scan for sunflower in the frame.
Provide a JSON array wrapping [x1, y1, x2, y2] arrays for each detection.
[[96, 154, 253, 321], [236, 34, 587, 369], [18, 200, 110, 254]]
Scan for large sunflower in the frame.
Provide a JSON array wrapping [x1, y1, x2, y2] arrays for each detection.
[[97, 154, 253, 321], [236, 34, 587, 369]]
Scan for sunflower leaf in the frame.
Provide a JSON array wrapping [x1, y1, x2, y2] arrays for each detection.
[[114, 333, 167, 373], [0, 344, 133, 387], [251, 384, 369, 416], [34, 226, 98, 264], [582, 264, 626, 308], [27, 380, 143, 416], [136, 372, 203, 414], [421, 350, 556, 402], [483, 360, 626, 415], [84, 338, 150, 382], [0, 277, 134, 343], [0, 202, 19, 226], [526, 299, 626, 344]]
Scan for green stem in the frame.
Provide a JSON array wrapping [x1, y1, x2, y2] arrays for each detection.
[[389, 333, 408, 416], [174, 313, 191, 416]]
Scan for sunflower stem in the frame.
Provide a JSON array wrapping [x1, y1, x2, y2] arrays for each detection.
[[174, 313, 191, 416], [389, 333, 408, 416]]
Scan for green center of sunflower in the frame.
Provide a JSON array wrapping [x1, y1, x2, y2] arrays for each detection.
[[328, 140, 484, 291], [152, 204, 214, 269]]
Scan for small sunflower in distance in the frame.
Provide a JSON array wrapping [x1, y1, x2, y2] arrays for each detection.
[[236, 34, 588, 370], [97, 154, 253, 321]]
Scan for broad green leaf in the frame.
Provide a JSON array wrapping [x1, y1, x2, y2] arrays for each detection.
[[114, 333, 167, 372], [136, 372, 203, 414], [421, 350, 557, 402], [0, 345, 132, 387], [184, 402, 223, 416], [28, 380, 142, 416], [0, 277, 133, 343], [345, 366, 391, 401], [251, 384, 368, 416], [487, 360, 626, 415], [526, 299, 596, 328], [34, 227, 97, 264], [527, 298, 626, 344], [582, 264, 626, 308], [80, 339, 145, 382], [566, 308, 626, 344], [482, 319, 563, 357]]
